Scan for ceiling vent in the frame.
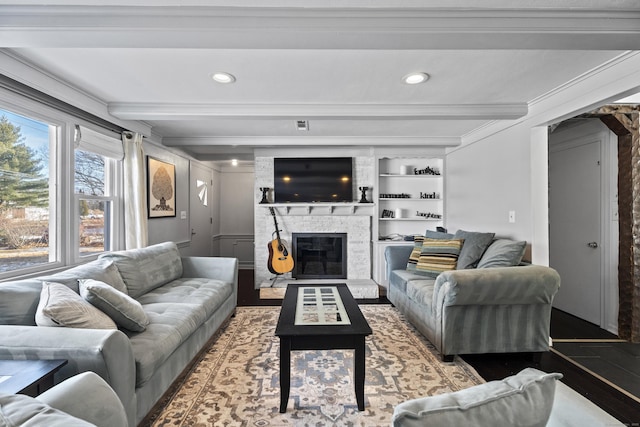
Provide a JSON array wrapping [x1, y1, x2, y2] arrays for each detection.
[[296, 120, 309, 131]]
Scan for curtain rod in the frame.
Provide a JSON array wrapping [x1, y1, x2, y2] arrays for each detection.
[[0, 73, 127, 135]]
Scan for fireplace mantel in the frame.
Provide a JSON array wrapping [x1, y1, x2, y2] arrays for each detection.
[[260, 203, 374, 216]]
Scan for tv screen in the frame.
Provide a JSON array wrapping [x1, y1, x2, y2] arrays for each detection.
[[274, 157, 353, 203]]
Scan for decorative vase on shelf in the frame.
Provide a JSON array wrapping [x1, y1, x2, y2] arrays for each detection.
[[259, 187, 270, 204], [358, 187, 371, 203]]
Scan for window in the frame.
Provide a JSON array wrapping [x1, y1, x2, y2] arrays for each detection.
[[0, 110, 56, 275], [73, 126, 123, 260], [0, 104, 124, 278]]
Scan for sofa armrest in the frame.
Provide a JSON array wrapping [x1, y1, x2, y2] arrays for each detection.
[[181, 256, 238, 285], [433, 265, 561, 307], [38, 371, 128, 427], [384, 245, 414, 278], [0, 325, 136, 427]]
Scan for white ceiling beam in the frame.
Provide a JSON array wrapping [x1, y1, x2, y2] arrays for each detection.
[[109, 103, 528, 121], [1, 6, 639, 50], [163, 136, 460, 147]]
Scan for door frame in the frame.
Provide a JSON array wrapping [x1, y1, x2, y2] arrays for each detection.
[[548, 120, 618, 333]]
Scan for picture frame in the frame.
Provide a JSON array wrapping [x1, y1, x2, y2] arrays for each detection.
[[147, 156, 176, 218]]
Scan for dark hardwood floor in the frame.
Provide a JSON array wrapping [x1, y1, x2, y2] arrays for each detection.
[[237, 269, 640, 424]]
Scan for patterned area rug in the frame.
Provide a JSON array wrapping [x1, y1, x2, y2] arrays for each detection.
[[143, 305, 484, 427]]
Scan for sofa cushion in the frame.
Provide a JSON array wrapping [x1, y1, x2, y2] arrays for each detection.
[[392, 367, 562, 427], [453, 230, 496, 269], [415, 238, 464, 277], [0, 391, 94, 427], [35, 281, 117, 329], [425, 230, 454, 239], [406, 236, 425, 272], [79, 279, 150, 332], [406, 279, 436, 311], [0, 279, 43, 325], [99, 241, 183, 298], [477, 239, 527, 269], [389, 270, 429, 294], [128, 277, 233, 387], [37, 260, 127, 294]]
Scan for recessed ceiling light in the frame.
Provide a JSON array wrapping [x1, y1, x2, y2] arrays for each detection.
[[231, 159, 238, 166], [403, 72, 430, 85], [211, 72, 236, 84]]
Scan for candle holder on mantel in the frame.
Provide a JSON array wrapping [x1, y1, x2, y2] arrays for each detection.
[[259, 187, 270, 204], [359, 186, 372, 203]]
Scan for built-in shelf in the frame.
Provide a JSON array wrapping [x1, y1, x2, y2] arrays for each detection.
[[260, 202, 374, 215], [379, 198, 441, 201], [379, 174, 441, 178], [379, 218, 442, 221]]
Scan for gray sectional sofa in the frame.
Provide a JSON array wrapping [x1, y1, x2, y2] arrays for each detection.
[[385, 230, 561, 361], [0, 241, 238, 427]]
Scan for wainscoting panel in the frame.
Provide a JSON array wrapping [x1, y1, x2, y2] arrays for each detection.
[[214, 234, 255, 269]]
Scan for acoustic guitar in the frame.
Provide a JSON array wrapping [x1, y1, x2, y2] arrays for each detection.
[[267, 207, 294, 274]]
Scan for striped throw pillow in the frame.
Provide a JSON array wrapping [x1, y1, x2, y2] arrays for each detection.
[[416, 238, 464, 277], [406, 236, 425, 272]]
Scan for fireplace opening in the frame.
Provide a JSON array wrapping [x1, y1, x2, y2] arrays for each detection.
[[291, 233, 347, 279]]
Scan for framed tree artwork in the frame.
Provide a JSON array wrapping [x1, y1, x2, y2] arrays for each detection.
[[147, 156, 176, 218]]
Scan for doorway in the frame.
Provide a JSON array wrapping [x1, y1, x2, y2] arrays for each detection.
[[548, 120, 618, 333], [189, 162, 214, 256]]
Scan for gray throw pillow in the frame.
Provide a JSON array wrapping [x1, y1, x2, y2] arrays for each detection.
[[453, 229, 495, 269], [0, 391, 94, 426], [477, 239, 527, 268], [35, 281, 116, 330], [79, 279, 149, 332], [392, 368, 562, 427]]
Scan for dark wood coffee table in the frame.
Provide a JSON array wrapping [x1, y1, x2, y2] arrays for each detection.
[[0, 359, 68, 397], [275, 283, 372, 413]]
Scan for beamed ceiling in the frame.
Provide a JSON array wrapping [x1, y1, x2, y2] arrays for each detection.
[[0, 0, 639, 161]]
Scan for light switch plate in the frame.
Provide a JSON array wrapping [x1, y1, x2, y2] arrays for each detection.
[[180, 211, 187, 220], [508, 210, 516, 223]]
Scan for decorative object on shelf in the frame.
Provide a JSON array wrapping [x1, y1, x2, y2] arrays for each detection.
[[414, 166, 441, 175], [380, 193, 411, 199], [420, 191, 440, 199], [416, 211, 442, 219], [147, 156, 176, 218], [259, 187, 270, 204], [395, 208, 407, 218], [400, 165, 412, 175], [358, 186, 371, 203], [381, 209, 395, 218]]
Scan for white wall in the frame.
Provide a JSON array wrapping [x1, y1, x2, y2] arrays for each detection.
[[445, 51, 640, 265], [145, 141, 192, 247], [446, 125, 532, 240]]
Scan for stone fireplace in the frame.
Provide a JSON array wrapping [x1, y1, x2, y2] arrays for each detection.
[[255, 212, 372, 287]]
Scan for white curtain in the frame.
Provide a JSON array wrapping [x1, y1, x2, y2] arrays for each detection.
[[122, 132, 148, 249]]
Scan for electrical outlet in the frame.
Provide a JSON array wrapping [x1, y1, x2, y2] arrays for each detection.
[[508, 210, 516, 223]]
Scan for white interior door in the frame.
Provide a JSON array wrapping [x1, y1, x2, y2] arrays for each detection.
[[190, 162, 213, 256], [549, 140, 602, 325]]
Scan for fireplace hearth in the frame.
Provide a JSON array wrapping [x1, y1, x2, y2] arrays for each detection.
[[292, 233, 347, 279]]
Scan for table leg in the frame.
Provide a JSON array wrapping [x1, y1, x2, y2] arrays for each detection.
[[354, 337, 366, 411], [279, 337, 291, 413]]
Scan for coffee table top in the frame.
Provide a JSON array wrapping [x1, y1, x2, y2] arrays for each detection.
[[0, 359, 68, 395], [275, 283, 372, 337]]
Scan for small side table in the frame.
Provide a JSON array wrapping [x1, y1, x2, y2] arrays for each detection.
[[0, 359, 68, 397]]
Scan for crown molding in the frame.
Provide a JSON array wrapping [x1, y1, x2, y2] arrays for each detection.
[[1, 5, 639, 49], [110, 103, 527, 121], [455, 51, 640, 151]]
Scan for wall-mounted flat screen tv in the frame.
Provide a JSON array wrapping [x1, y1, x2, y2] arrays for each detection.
[[274, 157, 353, 203]]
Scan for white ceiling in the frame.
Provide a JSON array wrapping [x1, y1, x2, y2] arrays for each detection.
[[0, 1, 638, 161]]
